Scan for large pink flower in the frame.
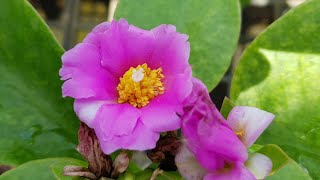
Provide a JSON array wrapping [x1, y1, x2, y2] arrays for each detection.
[[175, 79, 274, 180], [60, 19, 193, 154]]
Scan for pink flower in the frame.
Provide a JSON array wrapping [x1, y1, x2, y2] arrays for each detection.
[[60, 19, 192, 154], [175, 79, 274, 180]]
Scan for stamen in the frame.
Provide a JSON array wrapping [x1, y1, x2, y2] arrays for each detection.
[[117, 63, 165, 108], [235, 130, 245, 139]]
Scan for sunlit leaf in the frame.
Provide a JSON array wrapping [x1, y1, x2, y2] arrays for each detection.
[[231, 1, 320, 178], [257, 145, 311, 180], [0, 158, 86, 180]]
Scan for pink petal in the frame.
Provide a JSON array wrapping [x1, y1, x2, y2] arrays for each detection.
[[74, 99, 111, 128], [150, 24, 190, 75], [118, 121, 160, 151], [204, 163, 256, 180], [100, 19, 156, 77], [175, 145, 207, 180], [140, 70, 192, 132], [194, 149, 225, 171], [163, 67, 193, 104], [83, 22, 111, 44], [227, 106, 275, 147], [181, 78, 246, 170], [246, 153, 273, 179], [92, 22, 111, 33], [140, 101, 181, 133], [198, 119, 248, 163], [60, 43, 118, 99], [93, 103, 140, 141], [181, 78, 213, 142], [95, 120, 159, 154]]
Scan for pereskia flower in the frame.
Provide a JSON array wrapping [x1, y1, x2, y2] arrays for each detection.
[[175, 79, 274, 180], [60, 19, 193, 154]]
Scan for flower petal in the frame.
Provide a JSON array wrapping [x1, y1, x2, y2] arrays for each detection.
[[60, 43, 118, 99], [204, 163, 256, 180], [140, 102, 181, 133], [163, 67, 193, 104], [118, 121, 160, 151], [95, 120, 159, 154], [74, 99, 109, 128], [198, 119, 248, 163], [140, 71, 192, 132], [92, 22, 111, 33], [181, 78, 248, 169], [194, 149, 225, 171], [227, 106, 275, 147], [100, 19, 156, 77], [150, 24, 190, 75], [93, 103, 140, 141], [175, 145, 207, 180], [83, 22, 110, 44], [246, 153, 273, 179]]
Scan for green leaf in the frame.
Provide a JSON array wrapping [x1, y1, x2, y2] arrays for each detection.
[[256, 145, 311, 179], [220, 97, 235, 119], [127, 160, 142, 174], [231, 0, 320, 178], [257, 145, 311, 180], [240, 0, 251, 8], [115, 0, 241, 90], [134, 169, 153, 180], [118, 171, 135, 180], [266, 162, 311, 180], [257, 144, 292, 174], [155, 171, 182, 180], [0, 0, 80, 165], [0, 158, 87, 180], [248, 144, 263, 153]]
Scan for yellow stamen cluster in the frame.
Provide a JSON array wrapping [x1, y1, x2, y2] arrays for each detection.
[[117, 63, 165, 108]]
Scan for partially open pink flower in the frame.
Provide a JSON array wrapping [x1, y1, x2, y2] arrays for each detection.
[[60, 19, 192, 154], [175, 79, 274, 180]]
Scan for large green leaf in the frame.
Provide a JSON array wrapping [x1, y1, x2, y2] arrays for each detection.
[[0, 0, 80, 165], [256, 145, 311, 180], [231, 0, 320, 178], [0, 158, 86, 180], [115, 0, 241, 90]]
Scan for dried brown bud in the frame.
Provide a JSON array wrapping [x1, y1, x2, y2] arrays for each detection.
[[147, 135, 182, 171], [77, 122, 113, 178]]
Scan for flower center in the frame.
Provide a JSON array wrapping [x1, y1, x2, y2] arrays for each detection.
[[235, 130, 245, 139], [117, 63, 165, 108]]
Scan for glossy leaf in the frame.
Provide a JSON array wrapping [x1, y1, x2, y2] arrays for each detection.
[[0, 158, 87, 180], [231, 1, 320, 178], [220, 97, 235, 119], [257, 145, 311, 180], [0, 0, 80, 165], [115, 0, 241, 90]]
